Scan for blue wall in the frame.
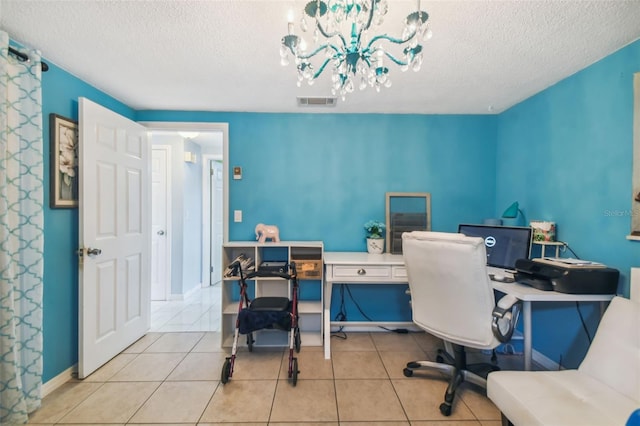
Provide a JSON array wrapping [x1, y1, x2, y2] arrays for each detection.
[[36, 38, 640, 381], [137, 112, 498, 248], [137, 111, 498, 323], [496, 40, 640, 367]]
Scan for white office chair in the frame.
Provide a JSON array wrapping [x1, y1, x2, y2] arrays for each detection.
[[402, 231, 520, 416], [488, 296, 640, 426]]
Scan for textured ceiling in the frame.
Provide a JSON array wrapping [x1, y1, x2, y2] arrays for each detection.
[[2, 0, 640, 114]]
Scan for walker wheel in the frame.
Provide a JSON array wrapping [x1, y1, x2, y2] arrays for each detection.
[[291, 357, 299, 386], [294, 328, 301, 353], [439, 402, 452, 416], [403, 368, 413, 377], [221, 359, 231, 384]]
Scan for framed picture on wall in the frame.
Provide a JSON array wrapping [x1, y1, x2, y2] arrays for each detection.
[[50, 114, 79, 208]]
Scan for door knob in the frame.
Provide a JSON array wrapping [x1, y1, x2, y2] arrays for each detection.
[[157, 230, 165, 236], [87, 248, 102, 256]]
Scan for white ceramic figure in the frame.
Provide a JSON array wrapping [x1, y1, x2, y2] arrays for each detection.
[[255, 223, 280, 243]]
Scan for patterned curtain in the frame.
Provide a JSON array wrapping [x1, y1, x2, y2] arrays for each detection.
[[0, 31, 44, 424]]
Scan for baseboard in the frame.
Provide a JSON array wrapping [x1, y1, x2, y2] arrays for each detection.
[[331, 324, 422, 333], [42, 365, 76, 397], [532, 349, 560, 371]]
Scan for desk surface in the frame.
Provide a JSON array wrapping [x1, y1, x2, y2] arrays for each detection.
[[491, 280, 614, 302], [325, 252, 614, 302]]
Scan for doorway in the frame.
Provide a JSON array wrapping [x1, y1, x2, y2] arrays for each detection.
[[143, 122, 228, 332]]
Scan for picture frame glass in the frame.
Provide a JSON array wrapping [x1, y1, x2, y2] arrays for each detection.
[[385, 192, 432, 254]]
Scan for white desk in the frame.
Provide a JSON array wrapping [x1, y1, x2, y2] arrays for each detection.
[[323, 252, 615, 370], [490, 280, 613, 370], [323, 252, 411, 359]]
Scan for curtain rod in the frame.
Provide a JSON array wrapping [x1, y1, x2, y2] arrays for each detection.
[[8, 46, 49, 72]]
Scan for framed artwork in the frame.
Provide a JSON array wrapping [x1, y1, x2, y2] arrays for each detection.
[[50, 114, 78, 208], [385, 192, 432, 254]]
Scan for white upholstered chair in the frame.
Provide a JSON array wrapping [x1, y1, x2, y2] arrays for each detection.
[[488, 296, 640, 426], [402, 231, 520, 416]]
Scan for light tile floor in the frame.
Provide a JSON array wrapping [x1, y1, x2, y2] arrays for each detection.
[[30, 286, 536, 425], [29, 330, 535, 425], [150, 284, 222, 332]]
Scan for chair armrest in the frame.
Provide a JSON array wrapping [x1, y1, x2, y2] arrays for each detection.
[[492, 295, 521, 343]]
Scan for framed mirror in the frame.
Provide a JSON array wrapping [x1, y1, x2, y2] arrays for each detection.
[[385, 192, 431, 254]]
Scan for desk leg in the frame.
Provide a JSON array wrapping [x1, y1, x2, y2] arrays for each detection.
[[324, 280, 333, 359], [523, 301, 532, 371]]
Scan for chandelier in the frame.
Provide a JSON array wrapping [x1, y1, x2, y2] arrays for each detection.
[[280, 0, 431, 100]]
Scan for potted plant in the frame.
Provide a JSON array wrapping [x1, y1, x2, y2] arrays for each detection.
[[364, 220, 386, 254]]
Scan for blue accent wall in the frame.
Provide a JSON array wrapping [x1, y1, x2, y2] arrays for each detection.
[[496, 39, 640, 367], [137, 112, 498, 248], [36, 38, 640, 382]]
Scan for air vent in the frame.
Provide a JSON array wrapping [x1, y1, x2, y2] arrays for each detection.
[[297, 97, 338, 107]]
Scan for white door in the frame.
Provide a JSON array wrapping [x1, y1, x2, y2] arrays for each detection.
[[211, 160, 223, 284], [78, 97, 150, 379], [151, 146, 171, 300]]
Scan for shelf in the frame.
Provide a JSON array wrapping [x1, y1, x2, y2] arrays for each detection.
[[222, 241, 324, 349], [222, 330, 323, 348], [533, 241, 565, 246], [298, 301, 322, 314], [532, 241, 566, 258]]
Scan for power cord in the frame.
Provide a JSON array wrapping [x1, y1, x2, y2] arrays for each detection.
[[575, 301, 593, 344], [557, 245, 593, 344], [332, 284, 348, 337], [331, 283, 409, 335]]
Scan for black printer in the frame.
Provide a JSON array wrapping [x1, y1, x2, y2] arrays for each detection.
[[514, 258, 619, 294]]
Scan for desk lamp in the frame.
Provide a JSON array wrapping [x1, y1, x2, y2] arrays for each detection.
[[502, 201, 525, 226]]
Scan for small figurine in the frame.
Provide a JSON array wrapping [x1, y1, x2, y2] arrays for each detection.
[[255, 223, 280, 243]]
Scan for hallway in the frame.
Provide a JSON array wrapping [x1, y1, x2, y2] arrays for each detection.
[[150, 284, 221, 332]]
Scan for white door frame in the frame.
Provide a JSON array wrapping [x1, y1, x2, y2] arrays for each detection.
[[140, 122, 229, 256], [201, 153, 221, 286]]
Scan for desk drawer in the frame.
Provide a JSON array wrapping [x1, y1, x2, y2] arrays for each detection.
[[332, 265, 392, 279], [392, 266, 407, 279]]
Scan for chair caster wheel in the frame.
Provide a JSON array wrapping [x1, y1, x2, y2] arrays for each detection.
[[436, 355, 444, 363], [439, 402, 452, 416], [403, 368, 413, 377]]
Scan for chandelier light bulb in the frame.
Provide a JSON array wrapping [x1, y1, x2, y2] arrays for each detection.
[[280, 0, 430, 98]]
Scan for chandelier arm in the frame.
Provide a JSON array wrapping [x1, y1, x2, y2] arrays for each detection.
[[367, 31, 417, 48], [382, 51, 409, 67], [315, 20, 348, 48], [296, 43, 340, 61], [362, 0, 376, 32], [312, 57, 334, 79]]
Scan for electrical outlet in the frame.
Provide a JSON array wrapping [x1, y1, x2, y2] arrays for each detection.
[[234, 210, 242, 222]]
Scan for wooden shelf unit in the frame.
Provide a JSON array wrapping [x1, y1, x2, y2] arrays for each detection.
[[221, 241, 324, 348]]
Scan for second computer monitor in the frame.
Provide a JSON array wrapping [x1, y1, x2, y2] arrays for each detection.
[[457, 224, 533, 271]]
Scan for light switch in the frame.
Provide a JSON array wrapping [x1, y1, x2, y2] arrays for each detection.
[[234, 210, 242, 222], [233, 166, 242, 180]]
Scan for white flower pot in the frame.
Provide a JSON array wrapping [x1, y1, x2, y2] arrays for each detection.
[[366, 238, 384, 254]]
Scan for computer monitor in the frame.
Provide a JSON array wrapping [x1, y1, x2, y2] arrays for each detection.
[[457, 224, 533, 271]]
